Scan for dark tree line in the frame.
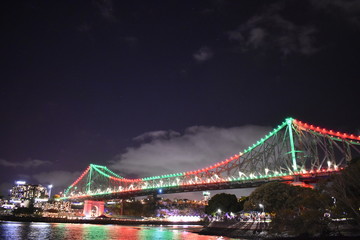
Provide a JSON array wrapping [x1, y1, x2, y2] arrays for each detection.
[[205, 193, 244, 215]]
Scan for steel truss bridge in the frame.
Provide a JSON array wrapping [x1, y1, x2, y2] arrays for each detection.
[[61, 118, 360, 200]]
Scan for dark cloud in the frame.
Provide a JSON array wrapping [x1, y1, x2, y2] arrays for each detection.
[[311, 0, 360, 27], [93, 0, 116, 21], [33, 170, 81, 193], [0, 159, 51, 168], [193, 46, 214, 62], [134, 130, 181, 142], [228, 3, 318, 56], [109, 125, 271, 178]]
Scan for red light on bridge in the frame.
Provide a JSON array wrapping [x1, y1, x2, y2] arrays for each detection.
[[294, 119, 360, 141], [281, 176, 293, 180], [300, 173, 311, 177]]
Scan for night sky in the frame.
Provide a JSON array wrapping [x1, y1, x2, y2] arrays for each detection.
[[1, 0, 359, 198]]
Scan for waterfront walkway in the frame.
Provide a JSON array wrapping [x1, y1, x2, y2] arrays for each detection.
[[200, 219, 271, 238]]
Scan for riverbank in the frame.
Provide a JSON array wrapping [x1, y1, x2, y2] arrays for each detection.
[[0, 215, 204, 226], [199, 220, 360, 239]]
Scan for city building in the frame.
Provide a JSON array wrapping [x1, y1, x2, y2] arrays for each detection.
[[9, 181, 48, 204]]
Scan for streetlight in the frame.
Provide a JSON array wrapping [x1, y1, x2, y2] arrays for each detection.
[[259, 203, 264, 213], [48, 185, 53, 199], [331, 197, 336, 206]]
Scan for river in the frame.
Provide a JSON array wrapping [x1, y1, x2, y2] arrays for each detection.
[[0, 221, 235, 240]]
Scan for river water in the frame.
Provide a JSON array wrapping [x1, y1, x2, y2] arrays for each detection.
[[0, 221, 234, 240]]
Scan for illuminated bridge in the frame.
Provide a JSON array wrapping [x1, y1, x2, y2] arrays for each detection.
[[61, 118, 360, 201]]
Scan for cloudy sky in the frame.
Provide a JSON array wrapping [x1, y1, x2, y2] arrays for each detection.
[[1, 0, 359, 198]]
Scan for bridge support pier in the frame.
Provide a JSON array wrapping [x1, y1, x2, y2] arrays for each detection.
[[120, 200, 123, 216], [83, 200, 105, 217]]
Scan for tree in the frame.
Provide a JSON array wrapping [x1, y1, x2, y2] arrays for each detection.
[[244, 182, 295, 212], [123, 200, 144, 216], [205, 193, 240, 215], [245, 182, 331, 236], [319, 157, 360, 224], [142, 195, 157, 217], [12, 199, 43, 217], [238, 196, 248, 211]]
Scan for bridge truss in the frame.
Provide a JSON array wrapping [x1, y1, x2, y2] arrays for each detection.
[[61, 118, 360, 200]]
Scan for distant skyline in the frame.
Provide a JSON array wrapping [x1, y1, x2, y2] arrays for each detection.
[[1, 0, 359, 199]]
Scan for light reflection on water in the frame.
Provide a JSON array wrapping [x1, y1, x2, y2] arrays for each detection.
[[0, 221, 234, 240]]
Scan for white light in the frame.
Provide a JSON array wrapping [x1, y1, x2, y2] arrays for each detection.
[[217, 209, 221, 213], [16, 181, 26, 185], [259, 203, 264, 212], [48, 185, 53, 199]]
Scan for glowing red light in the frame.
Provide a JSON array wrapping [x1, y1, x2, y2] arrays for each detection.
[[294, 119, 359, 141]]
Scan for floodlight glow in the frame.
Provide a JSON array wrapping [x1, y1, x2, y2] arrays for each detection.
[[15, 181, 26, 185], [167, 215, 201, 222]]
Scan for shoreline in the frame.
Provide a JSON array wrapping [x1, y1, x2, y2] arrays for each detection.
[[0, 215, 204, 226], [198, 221, 360, 239]]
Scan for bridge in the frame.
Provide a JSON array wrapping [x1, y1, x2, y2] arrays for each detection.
[[61, 118, 360, 201]]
